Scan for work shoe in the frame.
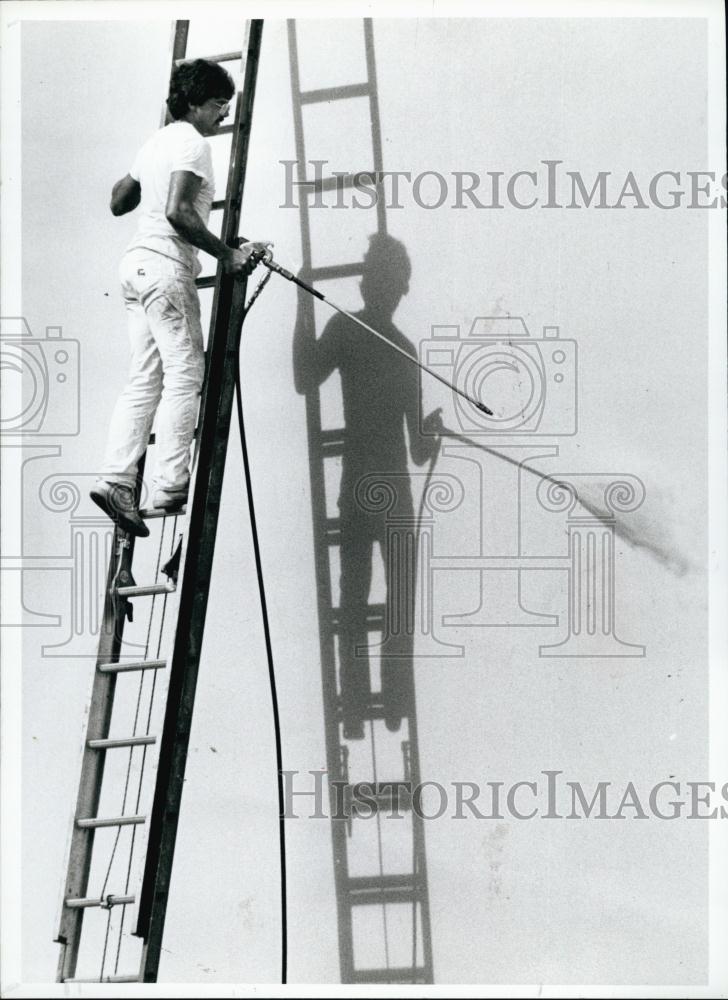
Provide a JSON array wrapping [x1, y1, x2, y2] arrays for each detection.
[[152, 487, 188, 513], [90, 481, 149, 538]]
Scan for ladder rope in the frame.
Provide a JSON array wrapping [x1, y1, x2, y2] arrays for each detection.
[[110, 497, 180, 974], [103, 518, 165, 858], [114, 572, 170, 980], [99, 487, 169, 976], [411, 846, 418, 979], [141, 522, 178, 739], [99, 907, 114, 981], [111, 521, 177, 968]]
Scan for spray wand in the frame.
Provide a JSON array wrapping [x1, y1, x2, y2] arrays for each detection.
[[241, 244, 493, 417]]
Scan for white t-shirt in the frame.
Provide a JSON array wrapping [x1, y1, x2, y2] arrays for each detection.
[[126, 121, 214, 271]]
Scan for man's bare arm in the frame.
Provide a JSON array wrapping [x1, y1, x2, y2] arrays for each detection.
[[165, 170, 269, 275], [110, 174, 141, 216]]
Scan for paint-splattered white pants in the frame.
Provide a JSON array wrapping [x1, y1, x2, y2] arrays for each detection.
[[101, 248, 205, 494]]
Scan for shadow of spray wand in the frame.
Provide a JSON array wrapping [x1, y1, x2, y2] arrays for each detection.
[[241, 245, 493, 417], [240, 246, 690, 575], [430, 420, 691, 577]]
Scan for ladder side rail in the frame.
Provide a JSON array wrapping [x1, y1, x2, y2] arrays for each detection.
[[355, 22, 434, 978], [405, 715, 434, 980], [82, 18, 194, 957], [55, 17, 189, 973], [193, 19, 250, 402], [136, 20, 265, 982], [160, 21, 190, 128], [362, 19, 387, 238], [55, 22, 190, 982], [55, 528, 141, 981], [285, 18, 357, 981]]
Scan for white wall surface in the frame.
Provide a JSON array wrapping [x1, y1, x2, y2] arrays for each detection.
[[12, 9, 717, 987]]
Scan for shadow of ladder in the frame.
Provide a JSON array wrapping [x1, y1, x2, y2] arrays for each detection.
[[287, 18, 435, 985]]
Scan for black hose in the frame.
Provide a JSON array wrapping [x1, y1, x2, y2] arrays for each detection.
[[233, 346, 288, 985]]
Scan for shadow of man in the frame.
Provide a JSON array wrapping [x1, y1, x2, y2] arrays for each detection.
[[293, 234, 440, 740]]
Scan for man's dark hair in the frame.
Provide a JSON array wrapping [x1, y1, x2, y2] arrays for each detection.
[[167, 59, 235, 120]]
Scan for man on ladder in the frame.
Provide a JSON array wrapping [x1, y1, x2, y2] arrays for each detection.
[[91, 57, 271, 535]]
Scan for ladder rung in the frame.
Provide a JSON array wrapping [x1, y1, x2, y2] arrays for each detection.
[[76, 815, 145, 829], [116, 582, 176, 597], [324, 517, 340, 544], [308, 171, 377, 195], [139, 505, 187, 519], [320, 428, 345, 457], [362, 702, 386, 720], [63, 976, 140, 984], [310, 262, 365, 283], [342, 702, 413, 724], [215, 123, 235, 135], [200, 49, 242, 64], [347, 874, 418, 906], [64, 894, 135, 909], [331, 603, 385, 630], [350, 967, 428, 984], [88, 736, 156, 750], [336, 695, 390, 722], [196, 275, 217, 289], [300, 82, 370, 105], [211, 199, 226, 211], [348, 873, 417, 891], [98, 658, 166, 674], [349, 781, 413, 815]]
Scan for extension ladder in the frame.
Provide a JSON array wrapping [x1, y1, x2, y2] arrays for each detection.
[[287, 19, 434, 984], [55, 20, 264, 984]]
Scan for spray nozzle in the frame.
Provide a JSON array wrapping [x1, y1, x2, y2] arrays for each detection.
[[251, 244, 274, 265]]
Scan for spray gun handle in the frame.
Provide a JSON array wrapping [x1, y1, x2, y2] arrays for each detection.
[[235, 236, 273, 263]]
